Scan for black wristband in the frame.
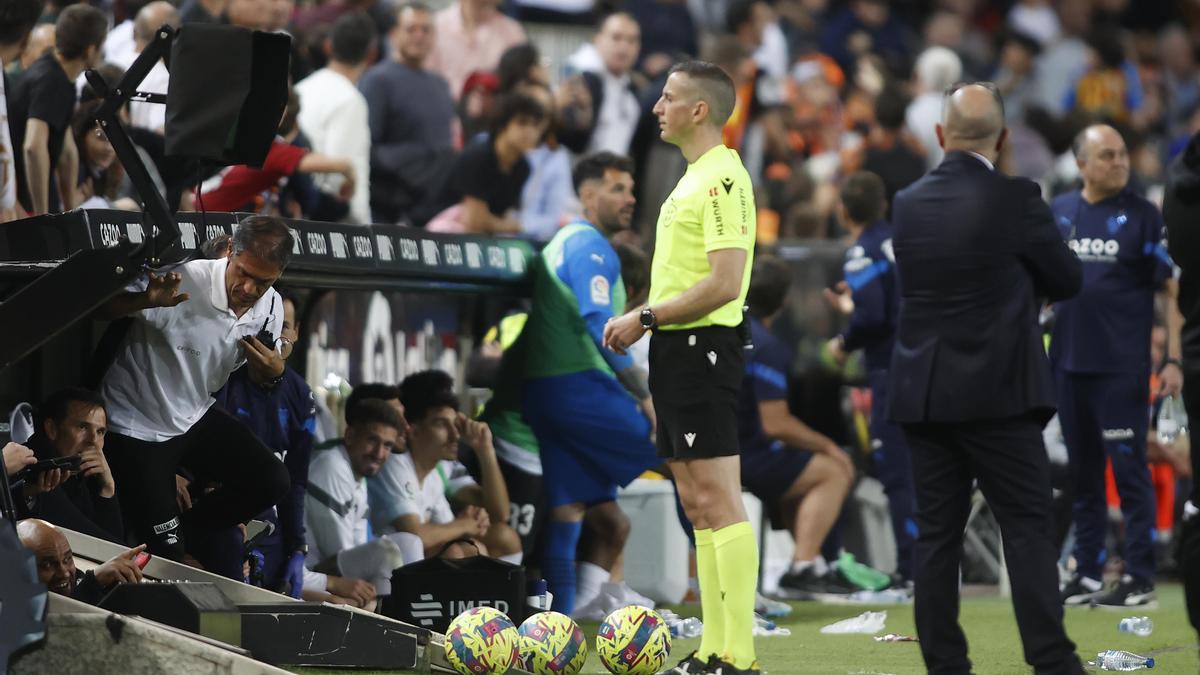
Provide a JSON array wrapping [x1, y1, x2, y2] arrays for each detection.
[[1160, 357, 1183, 373]]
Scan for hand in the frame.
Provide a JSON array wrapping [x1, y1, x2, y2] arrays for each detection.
[[78, 446, 115, 498], [326, 575, 376, 608], [1159, 362, 1184, 398], [241, 335, 285, 384], [826, 336, 847, 365], [639, 397, 657, 440], [456, 413, 493, 457], [338, 168, 356, 201], [23, 468, 68, 498], [284, 550, 306, 599], [458, 505, 489, 537], [823, 282, 854, 315], [603, 311, 646, 355], [94, 544, 147, 586], [175, 474, 192, 511], [3, 442, 35, 476], [820, 441, 856, 482], [144, 271, 190, 308]]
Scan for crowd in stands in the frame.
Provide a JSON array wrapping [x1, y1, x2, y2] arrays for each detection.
[[0, 0, 1195, 636]]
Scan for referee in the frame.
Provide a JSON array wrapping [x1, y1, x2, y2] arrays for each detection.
[[605, 61, 758, 675]]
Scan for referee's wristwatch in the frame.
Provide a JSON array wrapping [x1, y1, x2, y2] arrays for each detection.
[[640, 307, 658, 330]]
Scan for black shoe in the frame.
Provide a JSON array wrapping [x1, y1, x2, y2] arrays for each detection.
[[776, 566, 855, 600], [659, 651, 709, 675], [1092, 575, 1157, 609], [706, 656, 764, 675], [1059, 573, 1104, 606]]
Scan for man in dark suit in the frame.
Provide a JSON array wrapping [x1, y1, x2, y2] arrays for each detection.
[[888, 83, 1085, 675]]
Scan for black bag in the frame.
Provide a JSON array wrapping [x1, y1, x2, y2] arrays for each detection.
[[382, 543, 526, 634]]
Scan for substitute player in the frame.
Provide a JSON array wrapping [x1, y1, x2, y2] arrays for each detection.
[[519, 151, 657, 616], [605, 61, 759, 675], [1052, 124, 1182, 608]]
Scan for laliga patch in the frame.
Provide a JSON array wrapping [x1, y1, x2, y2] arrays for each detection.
[[590, 275, 610, 305]]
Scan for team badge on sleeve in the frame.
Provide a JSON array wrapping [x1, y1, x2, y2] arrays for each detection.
[[590, 275, 611, 305]]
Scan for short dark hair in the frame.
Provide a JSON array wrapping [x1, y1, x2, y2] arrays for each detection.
[[0, 0, 44, 47], [200, 233, 232, 259], [572, 151, 634, 194], [56, 4, 108, 60], [725, 0, 762, 34], [840, 171, 887, 224], [346, 382, 400, 423], [346, 398, 406, 432], [668, 60, 736, 127], [399, 370, 458, 424], [746, 255, 791, 318], [36, 387, 106, 432], [488, 92, 547, 138], [874, 87, 909, 131], [497, 43, 540, 93], [615, 242, 649, 297], [329, 12, 375, 65], [232, 215, 295, 269]]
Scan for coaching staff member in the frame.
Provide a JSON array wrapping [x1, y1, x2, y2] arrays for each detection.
[[888, 83, 1084, 675], [95, 216, 292, 563], [605, 61, 759, 675]]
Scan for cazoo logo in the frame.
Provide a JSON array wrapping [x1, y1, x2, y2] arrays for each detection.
[[1068, 238, 1120, 261]]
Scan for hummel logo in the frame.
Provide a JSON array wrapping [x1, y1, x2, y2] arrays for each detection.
[[706, 351, 717, 365], [721, 177, 735, 194], [684, 432, 697, 447]]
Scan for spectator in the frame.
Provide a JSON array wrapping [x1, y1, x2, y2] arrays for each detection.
[[72, 100, 122, 209], [213, 292, 317, 597], [497, 42, 548, 92], [857, 87, 926, 209], [0, 0, 43, 223], [17, 519, 145, 605], [15, 387, 124, 543], [1033, 0, 1092, 116], [1007, 0, 1059, 48], [624, 0, 697, 78], [993, 31, 1042, 125], [359, 1, 456, 226], [559, 12, 651, 158], [425, 0, 525, 102], [369, 370, 522, 562], [1157, 25, 1199, 141], [906, 46, 963, 169], [741, 255, 856, 598], [819, 0, 914, 77], [14, 23, 54, 74], [225, 0, 270, 30], [95, 216, 293, 564], [178, 0, 226, 24], [295, 12, 374, 224], [198, 89, 356, 215], [114, 1, 179, 134], [512, 78, 576, 241], [1063, 25, 1143, 125], [101, 0, 147, 68], [425, 92, 546, 233], [305, 398, 411, 605], [10, 4, 106, 215]]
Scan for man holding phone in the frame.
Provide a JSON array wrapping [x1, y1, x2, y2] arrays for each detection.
[[95, 215, 294, 564], [15, 387, 123, 543]]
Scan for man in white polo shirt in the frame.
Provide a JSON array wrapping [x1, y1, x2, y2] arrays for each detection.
[[97, 215, 293, 564]]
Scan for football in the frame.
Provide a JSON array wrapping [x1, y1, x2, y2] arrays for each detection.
[[444, 606, 520, 675], [517, 611, 588, 675], [595, 605, 672, 675]]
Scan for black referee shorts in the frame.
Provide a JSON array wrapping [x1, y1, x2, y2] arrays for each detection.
[[649, 325, 744, 460]]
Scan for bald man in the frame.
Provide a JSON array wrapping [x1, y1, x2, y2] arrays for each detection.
[[121, 1, 179, 133], [1050, 124, 1181, 609], [888, 83, 1085, 674], [17, 519, 146, 604]]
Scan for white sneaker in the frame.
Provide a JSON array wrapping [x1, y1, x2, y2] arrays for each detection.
[[572, 590, 621, 621], [755, 592, 792, 618], [607, 581, 656, 609]]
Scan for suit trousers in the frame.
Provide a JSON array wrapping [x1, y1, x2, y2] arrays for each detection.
[[903, 414, 1082, 675], [1180, 367, 1200, 636]]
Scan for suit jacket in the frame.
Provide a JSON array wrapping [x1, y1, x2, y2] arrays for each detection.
[[887, 151, 1082, 424]]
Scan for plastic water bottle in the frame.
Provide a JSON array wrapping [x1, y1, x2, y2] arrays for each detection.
[[1157, 396, 1185, 444], [1092, 650, 1155, 671], [1118, 617, 1154, 637], [670, 617, 703, 639]]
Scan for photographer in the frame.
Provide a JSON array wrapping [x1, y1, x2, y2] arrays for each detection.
[[14, 387, 123, 543], [17, 518, 145, 605], [94, 216, 292, 563]]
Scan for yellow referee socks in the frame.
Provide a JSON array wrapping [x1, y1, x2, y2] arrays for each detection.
[[713, 521, 759, 669], [693, 528, 725, 660]]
